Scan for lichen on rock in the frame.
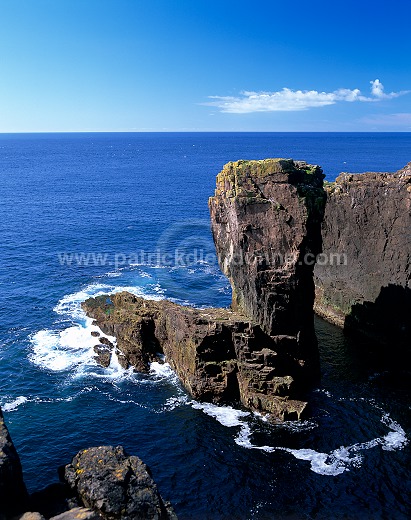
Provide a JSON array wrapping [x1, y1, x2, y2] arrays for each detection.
[[63, 446, 177, 520]]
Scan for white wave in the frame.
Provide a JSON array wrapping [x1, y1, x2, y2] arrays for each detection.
[[190, 396, 407, 477], [1, 387, 100, 412], [233, 409, 408, 476], [380, 413, 408, 451], [192, 402, 250, 427], [149, 361, 179, 383], [281, 446, 363, 476], [138, 270, 153, 279], [53, 282, 164, 318], [72, 347, 135, 382], [314, 388, 332, 397], [161, 395, 191, 412], [2, 396, 28, 412], [29, 313, 118, 373], [30, 278, 167, 376]]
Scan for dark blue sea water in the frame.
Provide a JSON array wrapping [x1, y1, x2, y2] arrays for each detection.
[[1, 133, 410, 520]]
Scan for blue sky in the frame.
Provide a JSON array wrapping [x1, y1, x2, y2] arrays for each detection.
[[1, 0, 410, 132]]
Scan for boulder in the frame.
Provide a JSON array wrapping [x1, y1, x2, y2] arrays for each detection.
[[63, 446, 176, 520], [93, 345, 112, 368], [49, 507, 100, 520]]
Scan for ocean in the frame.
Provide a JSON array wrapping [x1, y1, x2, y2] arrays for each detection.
[[0, 132, 410, 519]]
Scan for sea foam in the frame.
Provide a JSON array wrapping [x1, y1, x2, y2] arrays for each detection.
[[191, 399, 408, 477], [29, 279, 164, 376]]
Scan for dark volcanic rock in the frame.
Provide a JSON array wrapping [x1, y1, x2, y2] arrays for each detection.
[[314, 163, 411, 351], [83, 293, 309, 420], [0, 406, 28, 517], [209, 159, 326, 382], [63, 446, 176, 520], [93, 344, 112, 368]]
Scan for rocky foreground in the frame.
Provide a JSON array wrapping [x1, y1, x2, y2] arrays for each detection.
[[1, 410, 176, 519]]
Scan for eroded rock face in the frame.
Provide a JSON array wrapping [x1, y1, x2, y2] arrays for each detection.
[[314, 163, 411, 350], [83, 293, 309, 420], [209, 159, 326, 380], [63, 446, 176, 520], [0, 406, 28, 517]]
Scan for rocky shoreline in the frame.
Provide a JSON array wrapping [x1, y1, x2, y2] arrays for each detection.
[[83, 159, 410, 419], [2, 158, 409, 519], [83, 292, 309, 420]]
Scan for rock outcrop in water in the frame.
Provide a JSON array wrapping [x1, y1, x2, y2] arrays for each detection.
[[85, 158, 410, 420], [82, 159, 329, 420], [209, 159, 326, 380], [83, 293, 309, 419], [314, 162, 411, 352]]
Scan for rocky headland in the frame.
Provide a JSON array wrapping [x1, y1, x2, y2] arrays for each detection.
[[82, 158, 411, 420], [82, 159, 328, 421], [83, 292, 309, 420]]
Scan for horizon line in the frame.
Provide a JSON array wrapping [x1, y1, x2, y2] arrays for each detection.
[[1, 130, 411, 134]]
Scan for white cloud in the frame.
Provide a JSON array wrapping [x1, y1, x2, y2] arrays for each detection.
[[369, 79, 401, 100], [204, 80, 408, 113]]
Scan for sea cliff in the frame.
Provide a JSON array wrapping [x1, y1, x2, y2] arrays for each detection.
[[82, 159, 328, 421], [82, 159, 411, 420], [314, 162, 411, 352]]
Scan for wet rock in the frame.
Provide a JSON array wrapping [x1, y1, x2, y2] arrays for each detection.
[[63, 446, 177, 520], [93, 345, 112, 368], [99, 337, 113, 348]]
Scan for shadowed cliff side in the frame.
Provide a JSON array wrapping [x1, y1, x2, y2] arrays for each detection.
[[314, 162, 411, 352], [0, 406, 28, 518]]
